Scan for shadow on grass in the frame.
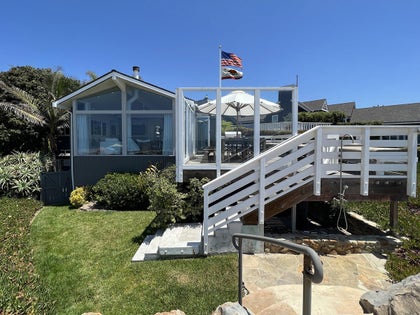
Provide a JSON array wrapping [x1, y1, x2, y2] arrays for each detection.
[[131, 217, 161, 245]]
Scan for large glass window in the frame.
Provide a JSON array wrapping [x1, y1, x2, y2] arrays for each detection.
[[126, 85, 172, 110], [75, 84, 173, 156], [127, 114, 173, 155], [76, 114, 122, 155], [77, 88, 121, 110]]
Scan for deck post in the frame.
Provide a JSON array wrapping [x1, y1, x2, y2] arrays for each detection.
[[175, 88, 184, 183], [314, 127, 322, 195], [407, 128, 418, 197], [215, 88, 222, 177], [390, 200, 398, 232], [361, 127, 370, 196], [291, 205, 297, 233]]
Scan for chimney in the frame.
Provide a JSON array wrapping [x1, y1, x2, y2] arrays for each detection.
[[132, 66, 140, 79]]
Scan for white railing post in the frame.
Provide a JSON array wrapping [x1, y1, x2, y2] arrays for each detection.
[[203, 186, 209, 255], [254, 89, 261, 157], [175, 89, 184, 183], [407, 128, 419, 197], [215, 88, 222, 177], [361, 127, 370, 196], [314, 127, 323, 195], [259, 157, 266, 226]]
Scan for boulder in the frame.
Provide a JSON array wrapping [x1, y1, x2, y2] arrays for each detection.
[[359, 273, 420, 315], [212, 302, 254, 315]]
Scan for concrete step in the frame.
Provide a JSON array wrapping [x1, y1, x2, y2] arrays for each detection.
[[132, 223, 203, 261], [131, 229, 164, 262], [208, 219, 243, 253], [158, 223, 202, 258]]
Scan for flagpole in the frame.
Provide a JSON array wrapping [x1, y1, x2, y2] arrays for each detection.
[[218, 45, 222, 88]]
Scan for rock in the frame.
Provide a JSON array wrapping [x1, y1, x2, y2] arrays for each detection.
[[154, 310, 185, 315], [359, 273, 420, 315], [212, 302, 254, 315]]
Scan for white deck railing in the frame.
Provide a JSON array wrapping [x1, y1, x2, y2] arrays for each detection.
[[259, 121, 332, 132], [202, 125, 419, 254]]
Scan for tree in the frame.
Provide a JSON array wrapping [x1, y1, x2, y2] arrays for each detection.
[[0, 66, 81, 156], [298, 110, 346, 124]]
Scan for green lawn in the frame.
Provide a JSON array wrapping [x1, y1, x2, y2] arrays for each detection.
[[30, 207, 237, 315]]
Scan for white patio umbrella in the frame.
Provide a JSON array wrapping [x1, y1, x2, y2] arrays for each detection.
[[197, 90, 281, 135]]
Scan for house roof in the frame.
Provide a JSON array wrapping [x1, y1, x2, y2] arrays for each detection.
[[350, 102, 420, 124], [53, 69, 175, 109], [327, 102, 356, 117], [299, 99, 327, 112]]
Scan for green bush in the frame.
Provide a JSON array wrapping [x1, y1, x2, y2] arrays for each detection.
[[183, 177, 210, 222], [89, 164, 209, 229], [145, 165, 209, 229], [148, 175, 187, 229], [0, 151, 51, 198], [91, 173, 149, 210]]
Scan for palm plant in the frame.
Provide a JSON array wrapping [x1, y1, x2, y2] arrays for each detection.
[[0, 70, 73, 157]]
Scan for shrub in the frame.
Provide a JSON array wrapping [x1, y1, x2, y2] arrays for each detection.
[[91, 173, 149, 210], [0, 151, 51, 198], [183, 177, 210, 222], [146, 165, 208, 229], [148, 175, 187, 229], [69, 186, 88, 208]]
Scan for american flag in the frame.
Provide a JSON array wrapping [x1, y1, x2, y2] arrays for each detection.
[[221, 51, 243, 68]]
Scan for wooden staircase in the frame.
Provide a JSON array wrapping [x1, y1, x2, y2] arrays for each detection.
[[243, 182, 314, 224], [202, 126, 419, 255]]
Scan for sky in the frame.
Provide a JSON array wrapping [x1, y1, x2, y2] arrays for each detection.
[[1, 0, 419, 108]]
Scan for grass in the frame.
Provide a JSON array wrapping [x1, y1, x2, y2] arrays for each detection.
[[30, 207, 237, 315], [0, 197, 53, 314]]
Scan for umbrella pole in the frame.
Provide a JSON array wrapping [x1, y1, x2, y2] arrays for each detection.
[[236, 109, 239, 137]]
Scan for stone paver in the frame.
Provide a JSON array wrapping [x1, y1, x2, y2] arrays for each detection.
[[242, 253, 391, 315]]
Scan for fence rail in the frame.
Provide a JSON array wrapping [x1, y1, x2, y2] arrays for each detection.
[[243, 121, 332, 132]]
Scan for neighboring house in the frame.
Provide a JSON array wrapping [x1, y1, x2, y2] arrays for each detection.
[[327, 102, 356, 122], [350, 102, 420, 125], [299, 98, 328, 112], [53, 69, 176, 187], [277, 91, 328, 122]]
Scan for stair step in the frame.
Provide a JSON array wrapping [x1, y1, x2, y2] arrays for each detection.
[[158, 223, 202, 257], [131, 229, 164, 262]]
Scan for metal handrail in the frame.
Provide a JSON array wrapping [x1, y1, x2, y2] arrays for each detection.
[[232, 233, 324, 315]]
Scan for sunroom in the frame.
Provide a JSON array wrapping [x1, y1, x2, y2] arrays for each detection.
[[54, 70, 176, 187]]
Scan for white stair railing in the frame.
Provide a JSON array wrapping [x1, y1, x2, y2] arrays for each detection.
[[202, 125, 419, 254]]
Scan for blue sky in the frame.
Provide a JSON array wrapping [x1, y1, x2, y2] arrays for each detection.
[[1, 0, 419, 108]]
